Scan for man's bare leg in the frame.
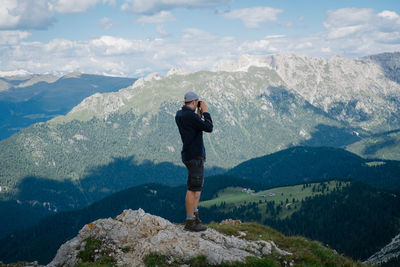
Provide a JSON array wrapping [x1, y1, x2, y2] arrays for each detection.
[[186, 190, 201, 217]]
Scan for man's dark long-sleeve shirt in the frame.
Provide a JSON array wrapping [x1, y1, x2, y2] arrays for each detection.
[[175, 106, 213, 162]]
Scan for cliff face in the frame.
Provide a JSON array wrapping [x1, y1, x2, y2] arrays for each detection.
[[365, 232, 400, 266], [47, 209, 290, 266]]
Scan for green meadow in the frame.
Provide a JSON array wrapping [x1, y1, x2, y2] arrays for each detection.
[[200, 180, 349, 219]]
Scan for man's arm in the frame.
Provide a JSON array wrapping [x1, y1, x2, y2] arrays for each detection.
[[192, 101, 213, 132]]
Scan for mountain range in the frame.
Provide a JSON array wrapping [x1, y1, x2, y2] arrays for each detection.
[[2, 52, 400, 203], [0, 72, 136, 140]]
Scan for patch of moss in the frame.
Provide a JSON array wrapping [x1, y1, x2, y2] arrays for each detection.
[[188, 255, 209, 266], [234, 256, 278, 267], [77, 237, 116, 267], [77, 238, 102, 263], [208, 222, 369, 267], [77, 263, 114, 267], [143, 253, 175, 267], [143, 252, 280, 267], [208, 222, 285, 244], [121, 246, 131, 253]]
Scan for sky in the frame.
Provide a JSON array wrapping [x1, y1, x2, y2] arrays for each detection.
[[0, 0, 399, 77]]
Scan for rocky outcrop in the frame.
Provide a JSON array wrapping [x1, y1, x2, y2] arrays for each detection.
[[365, 232, 400, 266], [47, 209, 290, 266]]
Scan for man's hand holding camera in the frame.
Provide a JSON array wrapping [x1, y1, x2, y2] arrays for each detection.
[[197, 101, 207, 117]]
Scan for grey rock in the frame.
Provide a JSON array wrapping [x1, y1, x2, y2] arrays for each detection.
[[47, 209, 290, 266], [364, 231, 400, 266]]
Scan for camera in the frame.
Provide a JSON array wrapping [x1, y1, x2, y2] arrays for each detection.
[[197, 100, 202, 108]]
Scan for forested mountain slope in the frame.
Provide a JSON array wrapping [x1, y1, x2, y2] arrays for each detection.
[[0, 73, 136, 140]]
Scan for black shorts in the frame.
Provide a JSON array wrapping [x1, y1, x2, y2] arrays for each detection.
[[184, 158, 204, 192]]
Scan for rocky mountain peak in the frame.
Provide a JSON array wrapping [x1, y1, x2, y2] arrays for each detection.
[[15, 74, 59, 88], [131, 72, 162, 89], [0, 73, 59, 91], [66, 92, 127, 120], [47, 209, 290, 266], [166, 67, 190, 77], [62, 71, 83, 79]]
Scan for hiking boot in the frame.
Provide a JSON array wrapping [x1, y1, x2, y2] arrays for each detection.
[[194, 210, 202, 224], [184, 218, 207, 232]]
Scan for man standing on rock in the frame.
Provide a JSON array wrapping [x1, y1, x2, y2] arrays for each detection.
[[175, 91, 213, 232]]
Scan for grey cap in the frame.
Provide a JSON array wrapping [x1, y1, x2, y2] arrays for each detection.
[[184, 91, 199, 102]]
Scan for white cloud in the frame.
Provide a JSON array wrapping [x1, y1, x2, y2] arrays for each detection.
[[1, 7, 400, 77], [223, 6, 283, 28], [100, 17, 114, 30], [265, 35, 286, 39], [0, 0, 115, 30], [136, 11, 176, 24], [50, 0, 116, 13], [321, 8, 400, 55], [175, 29, 238, 70], [0, 35, 172, 76], [0, 29, 239, 77], [43, 39, 82, 55], [0, 0, 20, 28], [0, 0, 55, 29], [0, 69, 32, 77], [327, 25, 366, 39], [378, 10, 400, 20], [90, 35, 153, 55], [324, 8, 400, 39], [325, 8, 374, 27], [236, 8, 400, 58], [121, 0, 232, 14], [324, 8, 374, 39], [0, 30, 31, 45], [50, 0, 101, 13]]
